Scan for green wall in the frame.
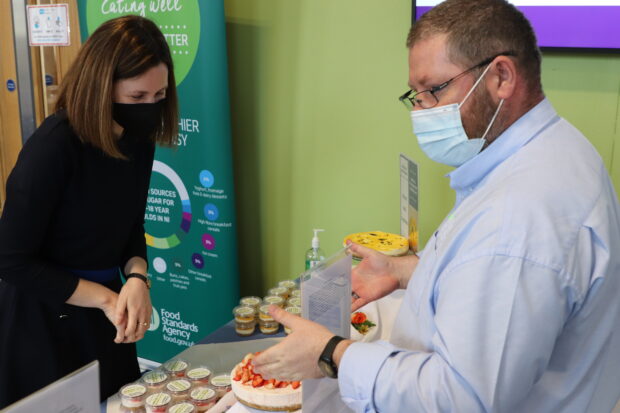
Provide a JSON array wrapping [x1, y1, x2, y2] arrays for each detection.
[[224, 0, 620, 294]]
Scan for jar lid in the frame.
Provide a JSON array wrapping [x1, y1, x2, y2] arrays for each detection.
[[210, 374, 231, 387], [240, 296, 262, 306], [190, 386, 216, 401], [233, 305, 256, 317], [168, 402, 195, 413], [120, 383, 147, 398], [268, 287, 288, 296], [287, 297, 301, 307], [167, 379, 191, 392], [164, 359, 188, 373], [263, 295, 284, 306], [187, 366, 211, 380], [146, 392, 171, 407], [291, 289, 301, 298], [285, 306, 301, 315], [142, 371, 168, 385], [278, 280, 297, 289]]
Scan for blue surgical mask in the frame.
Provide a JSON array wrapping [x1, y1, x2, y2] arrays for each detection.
[[411, 64, 504, 167]]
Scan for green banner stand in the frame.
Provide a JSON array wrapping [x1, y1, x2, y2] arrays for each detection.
[[78, 0, 239, 362]]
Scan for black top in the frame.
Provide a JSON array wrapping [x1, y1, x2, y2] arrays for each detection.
[[0, 112, 154, 407], [0, 111, 154, 305]]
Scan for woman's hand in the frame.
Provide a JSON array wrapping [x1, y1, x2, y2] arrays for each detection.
[[114, 277, 152, 343]]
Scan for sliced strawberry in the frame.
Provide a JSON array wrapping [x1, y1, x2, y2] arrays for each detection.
[[233, 373, 242, 381], [264, 379, 276, 389], [291, 381, 301, 389], [277, 381, 288, 388], [241, 370, 251, 383], [252, 375, 264, 387], [273, 380, 281, 387]]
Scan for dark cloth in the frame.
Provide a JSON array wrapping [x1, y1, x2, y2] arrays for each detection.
[[0, 112, 155, 408]]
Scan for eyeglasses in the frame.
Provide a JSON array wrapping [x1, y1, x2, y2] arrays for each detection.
[[398, 51, 516, 110]]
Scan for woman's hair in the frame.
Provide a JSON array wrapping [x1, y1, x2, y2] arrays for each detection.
[[56, 15, 178, 158]]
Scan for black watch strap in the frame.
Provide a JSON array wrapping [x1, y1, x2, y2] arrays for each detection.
[[126, 273, 151, 289], [318, 335, 346, 378]]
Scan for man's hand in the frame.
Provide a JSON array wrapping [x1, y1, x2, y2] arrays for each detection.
[[114, 277, 152, 343], [253, 305, 335, 381], [349, 242, 418, 311]]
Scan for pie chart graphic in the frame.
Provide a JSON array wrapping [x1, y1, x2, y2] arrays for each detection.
[[145, 160, 192, 249]]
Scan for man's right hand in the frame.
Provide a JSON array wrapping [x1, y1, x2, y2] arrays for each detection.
[[348, 242, 419, 311]]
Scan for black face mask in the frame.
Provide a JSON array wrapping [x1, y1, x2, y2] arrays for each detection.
[[113, 100, 165, 139]]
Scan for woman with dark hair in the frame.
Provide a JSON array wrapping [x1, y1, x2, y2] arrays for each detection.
[[0, 15, 178, 407]]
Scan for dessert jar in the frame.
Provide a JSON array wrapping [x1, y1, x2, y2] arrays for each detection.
[[167, 401, 196, 413], [262, 295, 285, 308], [268, 286, 289, 300], [239, 296, 262, 310], [259, 304, 280, 334], [186, 365, 212, 387], [144, 392, 172, 413], [210, 373, 232, 400], [140, 370, 169, 392], [290, 288, 301, 299], [189, 386, 218, 412], [287, 297, 301, 308], [278, 279, 298, 292], [166, 379, 192, 402], [119, 383, 148, 412], [233, 305, 257, 336], [163, 359, 189, 378], [284, 306, 302, 334]]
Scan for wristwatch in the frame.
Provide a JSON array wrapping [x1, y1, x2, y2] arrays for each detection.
[[126, 273, 151, 289], [318, 335, 346, 378]]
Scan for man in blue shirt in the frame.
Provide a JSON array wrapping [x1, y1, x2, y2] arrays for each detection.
[[253, 0, 620, 411]]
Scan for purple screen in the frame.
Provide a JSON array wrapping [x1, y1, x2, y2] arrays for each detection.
[[415, 6, 620, 49]]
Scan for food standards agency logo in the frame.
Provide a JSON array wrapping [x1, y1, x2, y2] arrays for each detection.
[[148, 306, 160, 332]]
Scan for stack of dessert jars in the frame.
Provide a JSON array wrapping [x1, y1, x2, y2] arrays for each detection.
[[235, 279, 302, 337], [118, 358, 232, 413]]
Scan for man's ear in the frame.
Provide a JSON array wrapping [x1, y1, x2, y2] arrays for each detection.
[[489, 56, 517, 101]]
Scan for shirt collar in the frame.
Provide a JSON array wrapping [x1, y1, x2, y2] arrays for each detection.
[[448, 98, 559, 197]]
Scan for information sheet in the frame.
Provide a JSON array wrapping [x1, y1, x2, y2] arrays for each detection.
[[400, 153, 419, 253], [1, 361, 99, 413]]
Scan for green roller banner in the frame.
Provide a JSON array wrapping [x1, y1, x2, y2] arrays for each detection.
[[77, 0, 239, 362]]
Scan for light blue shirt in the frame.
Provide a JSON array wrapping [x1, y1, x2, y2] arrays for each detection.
[[339, 99, 620, 412]]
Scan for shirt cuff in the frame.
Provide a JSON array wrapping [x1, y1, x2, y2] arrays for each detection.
[[338, 340, 398, 412]]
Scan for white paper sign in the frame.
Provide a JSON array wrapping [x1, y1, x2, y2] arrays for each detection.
[[1, 360, 99, 413], [400, 153, 419, 253], [27, 4, 70, 46]]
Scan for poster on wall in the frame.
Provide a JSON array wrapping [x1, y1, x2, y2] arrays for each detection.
[[77, 0, 239, 363], [26, 4, 70, 46]]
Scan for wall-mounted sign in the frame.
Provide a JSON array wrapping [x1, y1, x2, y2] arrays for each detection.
[[6, 79, 16, 92], [26, 4, 70, 46]]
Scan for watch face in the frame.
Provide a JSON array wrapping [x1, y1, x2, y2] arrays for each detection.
[[318, 359, 336, 378]]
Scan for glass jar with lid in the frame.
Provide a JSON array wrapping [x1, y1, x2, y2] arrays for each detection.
[[141, 370, 169, 392], [259, 304, 280, 334], [262, 295, 285, 308], [186, 365, 212, 387], [119, 383, 147, 412], [189, 386, 217, 412], [209, 373, 232, 400], [163, 359, 189, 378], [233, 305, 257, 336], [283, 306, 302, 335], [145, 392, 171, 413], [166, 379, 192, 402]]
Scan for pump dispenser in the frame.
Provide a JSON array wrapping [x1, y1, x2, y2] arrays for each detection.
[[305, 229, 325, 270]]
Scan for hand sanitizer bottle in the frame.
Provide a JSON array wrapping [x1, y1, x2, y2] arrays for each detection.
[[305, 229, 325, 270]]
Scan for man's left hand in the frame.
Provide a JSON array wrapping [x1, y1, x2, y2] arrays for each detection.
[[252, 305, 333, 381]]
